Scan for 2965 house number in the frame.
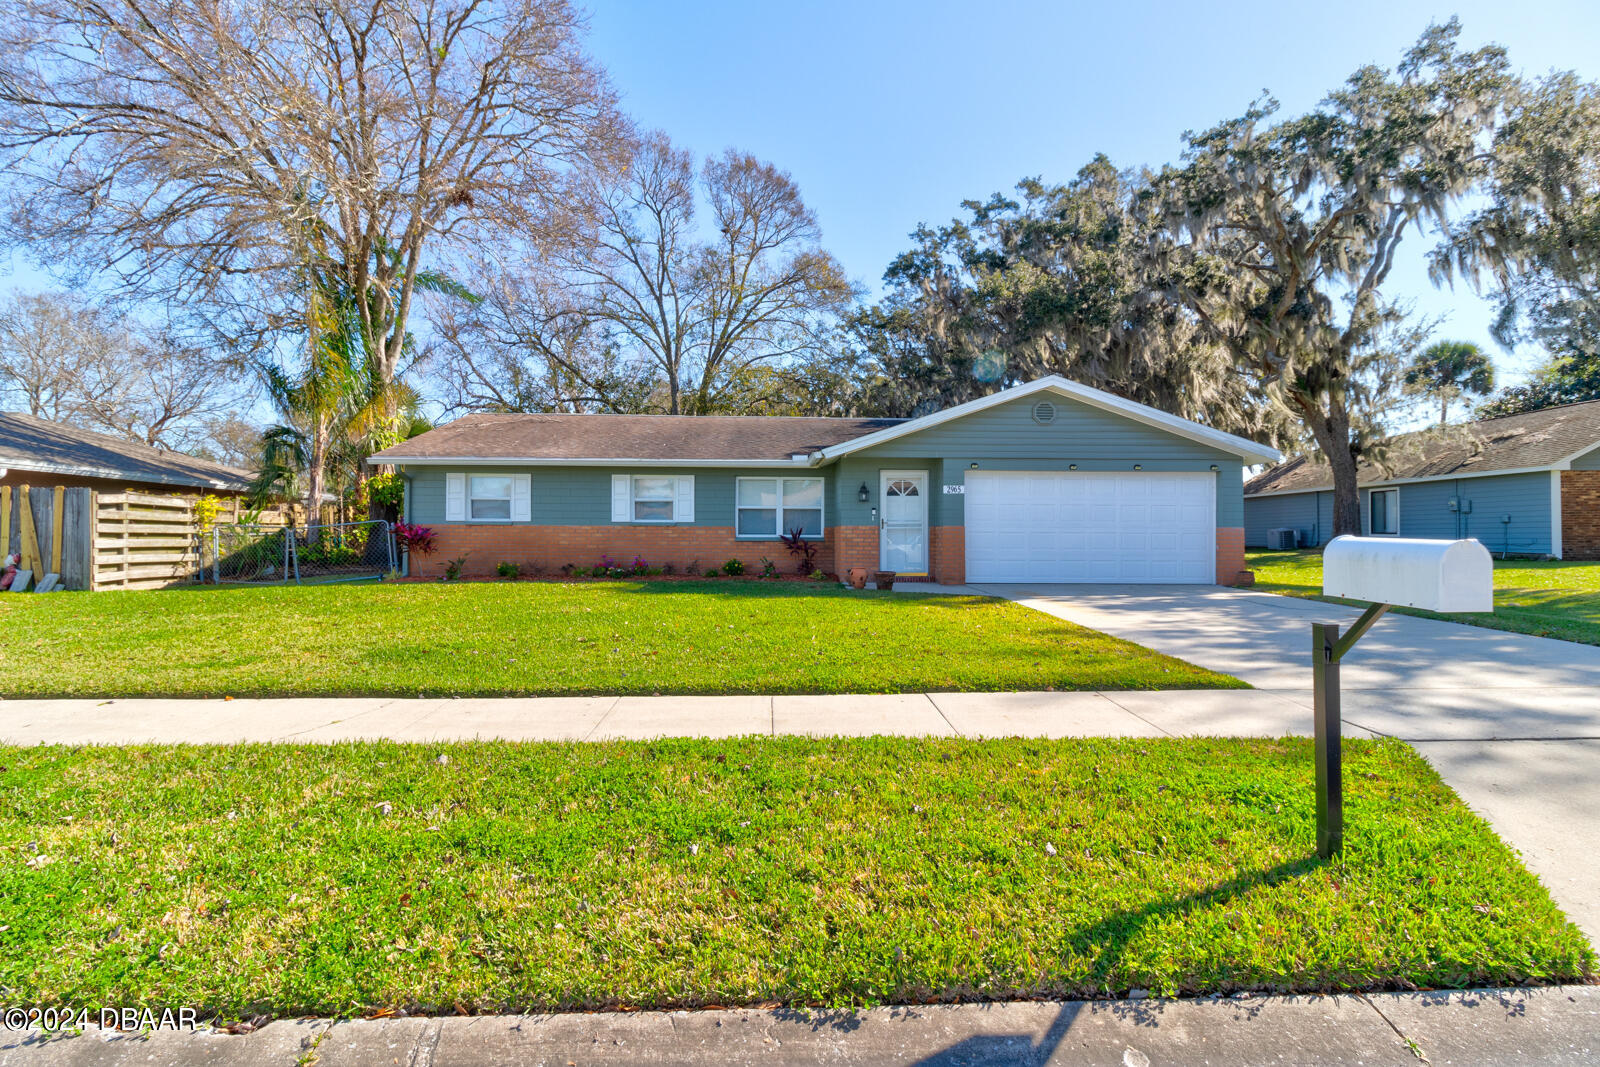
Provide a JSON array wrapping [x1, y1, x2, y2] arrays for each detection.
[[942, 484, 964, 494]]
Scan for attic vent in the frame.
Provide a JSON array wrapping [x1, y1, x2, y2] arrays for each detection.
[[1031, 401, 1057, 425]]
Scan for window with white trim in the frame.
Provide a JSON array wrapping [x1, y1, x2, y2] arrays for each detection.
[[1370, 488, 1398, 535], [736, 477, 824, 538], [469, 475, 513, 520], [444, 471, 530, 522], [611, 474, 694, 523]]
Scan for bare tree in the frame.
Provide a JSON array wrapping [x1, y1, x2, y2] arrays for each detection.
[[0, 292, 243, 449], [0, 0, 625, 397], [570, 133, 855, 414], [428, 259, 655, 413]]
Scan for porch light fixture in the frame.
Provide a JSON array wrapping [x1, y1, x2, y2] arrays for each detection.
[[857, 482, 870, 503], [1069, 464, 1078, 470], [1210, 464, 1220, 471], [969, 462, 979, 469], [1132, 463, 1143, 471]]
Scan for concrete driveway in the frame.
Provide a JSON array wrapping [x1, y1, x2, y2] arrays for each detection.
[[975, 583, 1600, 946]]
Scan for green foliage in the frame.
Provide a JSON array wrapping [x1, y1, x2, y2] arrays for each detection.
[[703, 568, 721, 578], [365, 472, 405, 510], [1404, 341, 1495, 423], [1476, 348, 1600, 418], [442, 555, 468, 581], [496, 561, 521, 579], [722, 558, 745, 576], [760, 557, 779, 579], [0, 738, 1587, 1013]]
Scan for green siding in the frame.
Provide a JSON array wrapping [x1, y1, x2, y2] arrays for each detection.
[[836, 394, 1243, 526], [405, 466, 833, 537]]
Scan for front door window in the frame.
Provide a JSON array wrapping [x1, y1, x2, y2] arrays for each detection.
[[880, 472, 928, 573]]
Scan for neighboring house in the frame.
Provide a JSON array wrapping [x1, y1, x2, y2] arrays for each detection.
[[368, 376, 1279, 585], [1244, 399, 1600, 559], [0, 412, 252, 497]]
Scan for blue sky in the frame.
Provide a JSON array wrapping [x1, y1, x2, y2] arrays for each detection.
[[586, 0, 1600, 388], [4, 0, 1597, 396]]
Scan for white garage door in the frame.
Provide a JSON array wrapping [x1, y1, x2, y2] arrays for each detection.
[[965, 471, 1216, 583]]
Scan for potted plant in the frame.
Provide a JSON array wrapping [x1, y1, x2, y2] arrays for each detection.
[[846, 567, 869, 589], [873, 570, 897, 591]]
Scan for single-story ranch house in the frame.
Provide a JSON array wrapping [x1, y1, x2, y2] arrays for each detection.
[[1244, 399, 1600, 558], [369, 376, 1280, 585]]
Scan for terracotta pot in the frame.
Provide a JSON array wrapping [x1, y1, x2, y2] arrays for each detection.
[[873, 570, 897, 591], [846, 566, 869, 590]]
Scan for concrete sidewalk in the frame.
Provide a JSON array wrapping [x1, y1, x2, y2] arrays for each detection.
[[4, 987, 1596, 1065], [0, 688, 1323, 746]]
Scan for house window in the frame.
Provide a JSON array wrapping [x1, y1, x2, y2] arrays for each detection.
[[611, 474, 693, 523], [631, 476, 675, 522], [736, 477, 824, 538], [469, 475, 513, 520], [1370, 488, 1398, 535]]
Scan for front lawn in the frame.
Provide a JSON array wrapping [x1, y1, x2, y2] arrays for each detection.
[[0, 737, 1588, 1015], [0, 580, 1241, 698], [1248, 550, 1600, 645]]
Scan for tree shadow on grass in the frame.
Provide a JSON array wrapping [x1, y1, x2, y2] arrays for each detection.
[[909, 854, 1322, 1065]]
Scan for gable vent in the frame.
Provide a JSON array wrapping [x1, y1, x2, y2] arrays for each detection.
[[1031, 400, 1057, 425]]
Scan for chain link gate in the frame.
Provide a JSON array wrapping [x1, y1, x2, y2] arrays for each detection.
[[213, 520, 394, 585]]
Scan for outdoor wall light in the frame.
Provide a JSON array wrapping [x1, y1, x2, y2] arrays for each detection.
[[1132, 463, 1143, 471], [969, 462, 979, 469], [857, 482, 870, 503], [1210, 464, 1220, 471], [1069, 464, 1078, 470]]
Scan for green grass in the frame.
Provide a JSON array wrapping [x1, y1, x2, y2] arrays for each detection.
[[0, 738, 1588, 1016], [0, 580, 1241, 698], [1249, 550, 1600, 645]]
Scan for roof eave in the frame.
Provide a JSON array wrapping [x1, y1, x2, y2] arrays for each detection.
[[0, 456, 250, 491], [369, 455, 825, 468]]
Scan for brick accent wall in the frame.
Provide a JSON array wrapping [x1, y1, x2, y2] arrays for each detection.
[[414, 525, 834, 579], [1215, 526, 1247, 585], [1561, 471, 1600, 560], [831, 524, 877, 579], [930, 525, 965, 585]]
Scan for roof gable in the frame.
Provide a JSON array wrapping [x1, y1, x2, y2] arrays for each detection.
[[816, 377, 1280, 464]]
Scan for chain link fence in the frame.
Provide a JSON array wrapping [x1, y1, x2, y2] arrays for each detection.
[[212, 520, 393, 585]]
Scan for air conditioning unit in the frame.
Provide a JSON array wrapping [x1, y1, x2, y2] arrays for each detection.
[[1268, 528, 1298, 550]]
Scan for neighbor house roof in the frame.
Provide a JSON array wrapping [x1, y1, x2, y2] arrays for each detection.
[[1245, 400, 1600, 497], [369, 412, 906, 467], [371, 376, 1282, 468], [0, 412, 253, 491]]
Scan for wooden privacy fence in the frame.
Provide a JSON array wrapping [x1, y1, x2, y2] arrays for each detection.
[[2, 485, 291, 592]]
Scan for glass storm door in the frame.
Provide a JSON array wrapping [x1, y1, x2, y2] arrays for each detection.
[[879, 471, 929, 573]]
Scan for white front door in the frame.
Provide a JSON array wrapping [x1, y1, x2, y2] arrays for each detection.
[[879, 470, 928, 574]]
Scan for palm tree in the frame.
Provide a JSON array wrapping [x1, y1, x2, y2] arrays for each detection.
[[1404, 341, 1496, 425]]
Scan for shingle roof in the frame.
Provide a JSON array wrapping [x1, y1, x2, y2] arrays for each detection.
[[369, 412, 907, 463], [0, 412, 253, 491], [1245, 400, 1600, 496]]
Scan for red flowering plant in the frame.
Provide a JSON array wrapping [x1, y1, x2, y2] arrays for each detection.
[[392, 522, 438, 557]]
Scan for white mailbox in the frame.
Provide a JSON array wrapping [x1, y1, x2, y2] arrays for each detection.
[[1323, 536, 1493, 614]]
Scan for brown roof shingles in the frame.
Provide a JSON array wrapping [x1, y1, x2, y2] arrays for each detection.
[[370, 413, 906, 463], [1245, 400, 1600, 496]]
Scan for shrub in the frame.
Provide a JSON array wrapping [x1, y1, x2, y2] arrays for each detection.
[[685, 559, 700, 575], [661, 562, 676, 576], [560, 563, 577, 576], [760, 557, 779, 579], [631, 555, 650, 575], [393, 522, 438, 557], [722, 558, 746, 576], [443, 555, 469, 581], [496, 561, 521, 579], [780, 526, 819, 575], [364, 472, 406, 510], [808, 569, 832, 582], [704, 567, 721, 578]]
